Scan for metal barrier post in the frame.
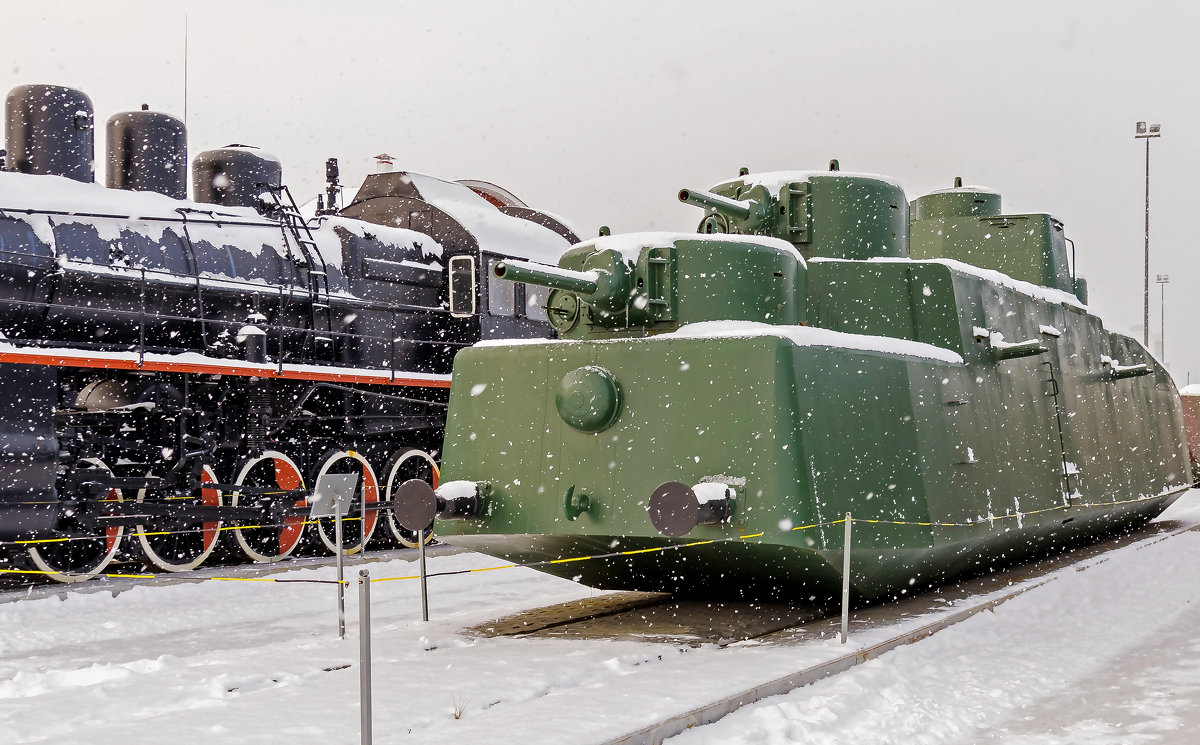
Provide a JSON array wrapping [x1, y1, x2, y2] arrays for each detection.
[[336, 497, 346, 640], [358, 569, 372, 745], [840, 513, 851, 644], [418, 528, 429, 622]]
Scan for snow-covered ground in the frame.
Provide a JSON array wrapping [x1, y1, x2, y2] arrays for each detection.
[[3, 494, 1200, 745], [672, 498, 1200, 745]]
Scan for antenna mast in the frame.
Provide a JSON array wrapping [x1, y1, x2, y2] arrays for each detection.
[[183, 14, 189, 126]]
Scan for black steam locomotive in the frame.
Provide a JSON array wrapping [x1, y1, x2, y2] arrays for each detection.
[[0, 84, 577, 581]]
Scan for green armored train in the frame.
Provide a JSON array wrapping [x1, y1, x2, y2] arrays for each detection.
[[394, 166, 1191, 601]]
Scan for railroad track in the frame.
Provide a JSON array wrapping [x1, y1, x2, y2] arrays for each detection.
[[466, 515, 1199, 745]]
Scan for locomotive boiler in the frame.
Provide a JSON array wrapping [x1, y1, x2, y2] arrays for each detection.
[[0, 84, 577, 581], [395, 164, 1191, 601]]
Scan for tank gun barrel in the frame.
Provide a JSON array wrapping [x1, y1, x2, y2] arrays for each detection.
[[678, 188, 752, 221], [493, 258, 601, 295]]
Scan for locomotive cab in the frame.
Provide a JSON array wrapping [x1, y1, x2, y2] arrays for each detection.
[[338, 171, 579, 360]]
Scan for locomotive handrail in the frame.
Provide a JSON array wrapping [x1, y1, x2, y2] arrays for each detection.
[[0, 254, 449, 317], [174, 208, 210, 349], [277, 285, 287, 375], [0, 294, 471, 357], [138, 267, 147, 366], [270, 381, 447, 437], [0, 293, 460, 342], [0, 205, 287, 230], [0, 245, 54, 265], [0, 320, 469, 360]]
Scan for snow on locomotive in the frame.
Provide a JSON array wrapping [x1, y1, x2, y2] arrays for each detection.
[[0, 84, 576, 581]]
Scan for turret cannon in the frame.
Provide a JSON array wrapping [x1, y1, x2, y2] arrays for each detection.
[[681, 185, 753, 223], [492, 250, 636, 335], [493, 258, 603, 296]]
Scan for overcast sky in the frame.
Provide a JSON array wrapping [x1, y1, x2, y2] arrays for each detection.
[[5, 1, 1199, 381]]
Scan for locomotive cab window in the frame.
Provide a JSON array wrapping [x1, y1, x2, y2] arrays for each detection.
[[524, 286, 548, 322], [486, 256, 515, 316], [448, 255, 476, 317]]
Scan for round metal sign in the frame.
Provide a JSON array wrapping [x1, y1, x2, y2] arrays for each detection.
[[392, 478, 437, 532]]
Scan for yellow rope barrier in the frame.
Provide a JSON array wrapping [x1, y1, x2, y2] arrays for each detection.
[[0, 493, 1173, 584]]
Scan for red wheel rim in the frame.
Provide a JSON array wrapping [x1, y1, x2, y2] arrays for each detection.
[[275, 457, 307, 556], [314, 450, 380, 554], [232, 451, 307, 562], [200, 467, 220, 553]]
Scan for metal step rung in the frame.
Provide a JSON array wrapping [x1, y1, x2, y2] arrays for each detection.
[[85, 476, 166, 490]]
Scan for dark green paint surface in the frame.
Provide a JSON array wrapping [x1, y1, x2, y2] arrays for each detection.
[[435, 173, 1190, 601]]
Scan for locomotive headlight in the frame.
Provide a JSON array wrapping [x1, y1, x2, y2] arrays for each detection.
[[392, 478, 483, 531], [648, 481, 735, 537]]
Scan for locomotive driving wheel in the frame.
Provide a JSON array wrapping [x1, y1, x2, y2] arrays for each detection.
[[135, 465, 223, 572], [312, 449, 380, 555], [382, 448, 438, 548], [26, 458, 125, 583], [230, 451, 308, 562]]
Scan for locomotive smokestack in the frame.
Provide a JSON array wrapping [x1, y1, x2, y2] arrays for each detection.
[[374, 153, 394, 173]]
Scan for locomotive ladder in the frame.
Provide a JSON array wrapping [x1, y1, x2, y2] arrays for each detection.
[[265, 186, 334, 355]]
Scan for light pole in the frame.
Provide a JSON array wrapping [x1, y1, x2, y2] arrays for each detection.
[[1157, 274, 1170, 360], [1136, 121, 1162, 347]]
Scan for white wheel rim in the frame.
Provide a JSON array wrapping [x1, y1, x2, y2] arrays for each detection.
[[314, 450, 380, 555], [231, 451, 306, 562], [27, 457, 124, 583], [136, 465, 222, 572], [384, 449, 439, 548]]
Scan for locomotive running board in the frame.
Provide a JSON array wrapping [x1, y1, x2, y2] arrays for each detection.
[[0, 344, 451, 388]]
